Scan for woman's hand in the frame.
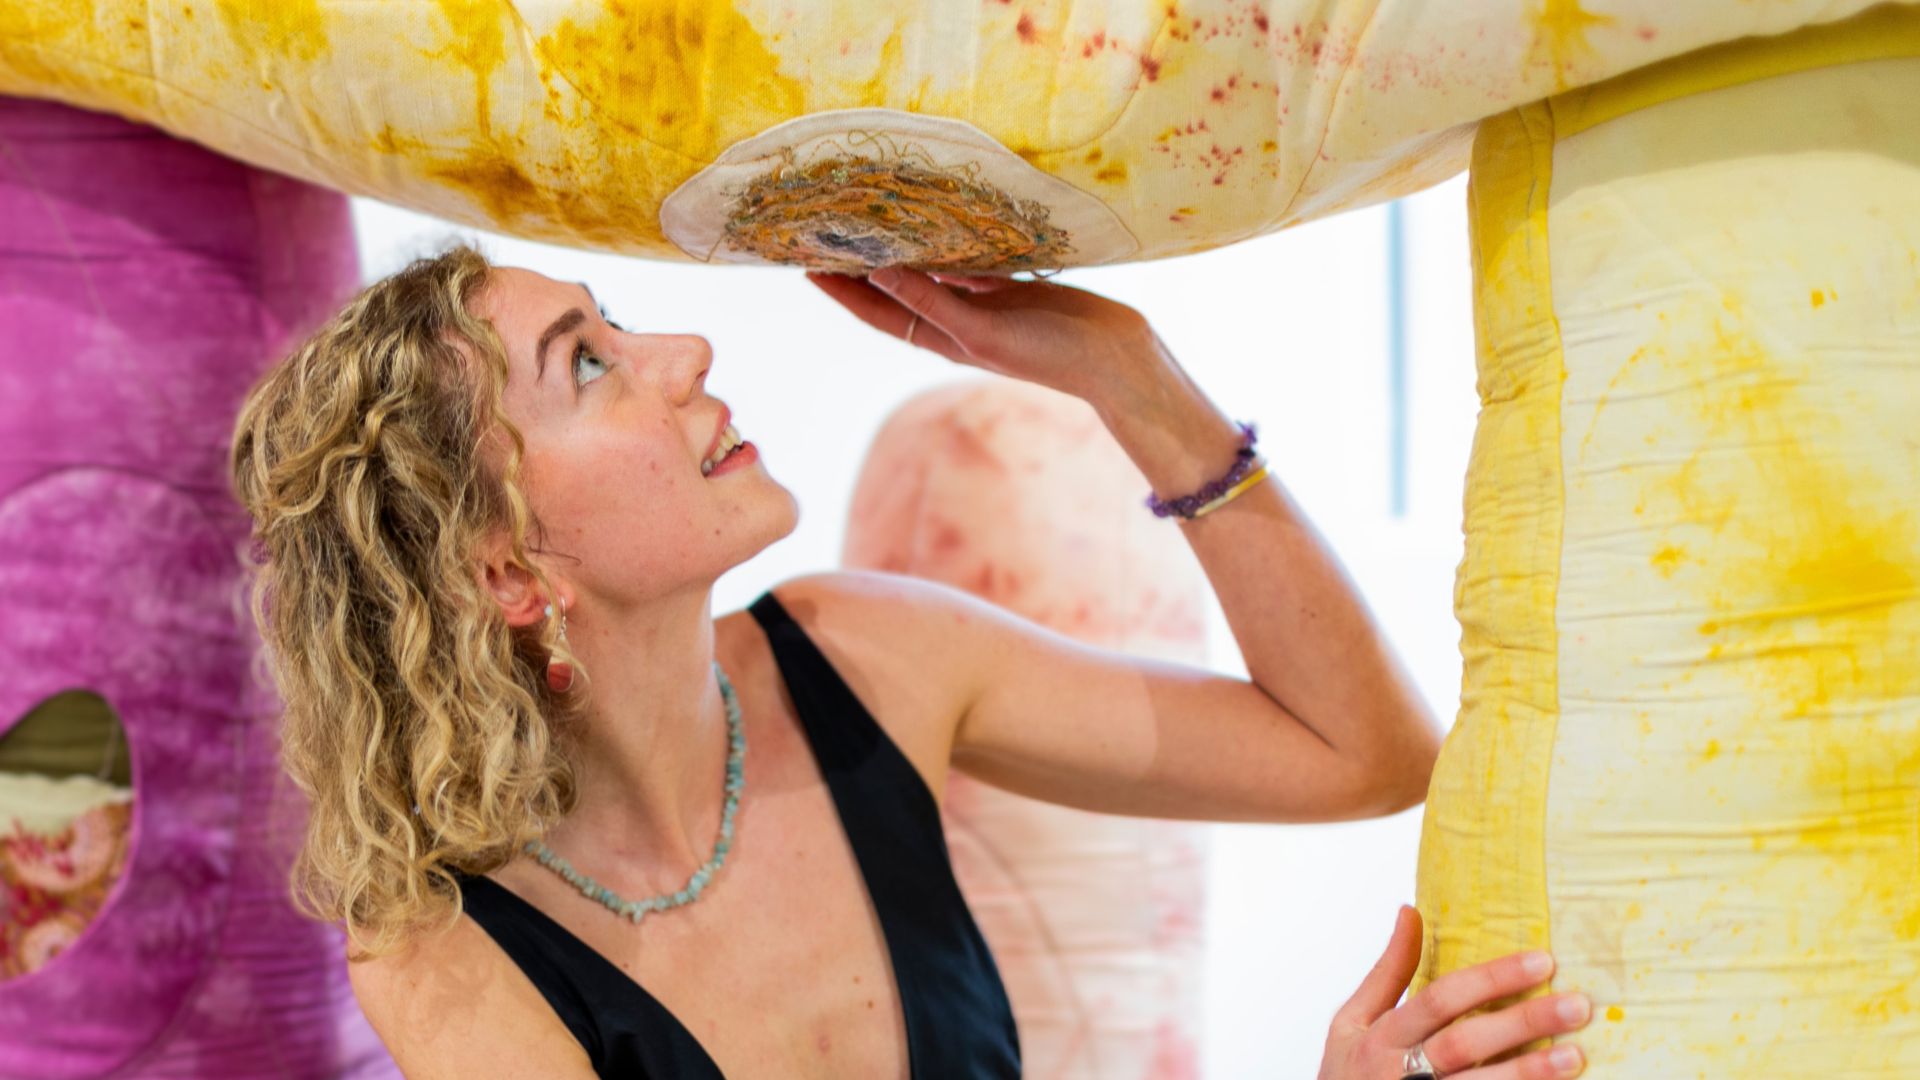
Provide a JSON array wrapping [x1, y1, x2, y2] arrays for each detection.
[[1320, 907, 1590, 1080], [805, 267, 1168, 405]]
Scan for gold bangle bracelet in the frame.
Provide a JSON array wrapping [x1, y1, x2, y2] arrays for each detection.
[[1188, 461, 1270, 519]]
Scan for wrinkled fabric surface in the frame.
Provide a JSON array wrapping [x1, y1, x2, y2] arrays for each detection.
[[1418, 14, 1920, 1074], [0, 97, 394, 1079], [2, 1, 1913, 267]]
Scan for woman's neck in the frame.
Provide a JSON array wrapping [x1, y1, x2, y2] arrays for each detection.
[[539, 584, 734, 893]]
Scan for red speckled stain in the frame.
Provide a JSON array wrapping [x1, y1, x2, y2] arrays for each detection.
[[944, 420, 1008, 473], [1150, 1021, 1203, 1080], [1140, 53, 1162, 81], [929, 519, 967, 556], [1015, 11, 1035, 42]]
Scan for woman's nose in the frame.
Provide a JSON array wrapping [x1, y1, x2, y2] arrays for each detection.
[[657, 334, 712, 403]]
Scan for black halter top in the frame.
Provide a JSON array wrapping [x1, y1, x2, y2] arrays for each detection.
[[456, 590, 1020, 1078]]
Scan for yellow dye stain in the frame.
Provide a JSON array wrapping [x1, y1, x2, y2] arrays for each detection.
[[1800, 712, 1920, 946], [1094, 162, 1129, 184], [1811, 289, 1826, 308], [428, 0, 511, 132], [1578, 345, 1649, 456], [425, 153, 547, 230], [842, 28, 909, 114], [371, 124, 407, 156], [0, 0, 158, 110], [1650, 544, 1687, 577], [1692, 459, 1919, 721], [215, 0, 328, 67], [1606, 1005, 1626, 1023], [409, 0, 812, 250], [1635, 311, 1920, 1019], [1701, 739, 1721, 761], [1527, 0, 1615, 91], [537, 0, 805, 162]]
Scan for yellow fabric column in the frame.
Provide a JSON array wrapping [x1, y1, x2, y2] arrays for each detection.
[[1413, 103, 1565, 989], [1420, 9, 1920, 1074]]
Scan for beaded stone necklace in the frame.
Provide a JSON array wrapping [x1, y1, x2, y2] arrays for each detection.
[[523, 660, 745, 924]]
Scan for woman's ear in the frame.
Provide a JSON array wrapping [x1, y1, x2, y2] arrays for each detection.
[[478, 535, 557, 629]]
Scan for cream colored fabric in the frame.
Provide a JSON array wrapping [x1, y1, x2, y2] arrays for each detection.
[[0, 772, 131, 835], [2, 1, 1912, 265], [1420, 14, 1920, 1072]]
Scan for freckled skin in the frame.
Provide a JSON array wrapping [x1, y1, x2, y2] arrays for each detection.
[[477, 267, 798, 608]]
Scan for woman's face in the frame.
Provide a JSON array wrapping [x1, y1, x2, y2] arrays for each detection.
[[475, 267, 798, 611]]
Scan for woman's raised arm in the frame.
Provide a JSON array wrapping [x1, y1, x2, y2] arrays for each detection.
[[804, 269, 1441, 821]]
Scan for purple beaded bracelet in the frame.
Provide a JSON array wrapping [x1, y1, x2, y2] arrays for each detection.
[[1145, 421, 1261, 520]]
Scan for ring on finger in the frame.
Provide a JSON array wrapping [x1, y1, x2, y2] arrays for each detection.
[[1400, 1042, 1440, 1080]]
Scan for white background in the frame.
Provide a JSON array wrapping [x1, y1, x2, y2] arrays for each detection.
[[351, 176, 1479, 1078]]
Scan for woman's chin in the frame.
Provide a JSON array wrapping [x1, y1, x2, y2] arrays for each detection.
[[721, 484, 801, 562]]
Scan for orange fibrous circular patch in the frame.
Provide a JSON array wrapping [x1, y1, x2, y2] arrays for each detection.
[[721, 155, 1075, 273]]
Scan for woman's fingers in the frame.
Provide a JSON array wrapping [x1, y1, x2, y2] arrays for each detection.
[[1317, 911, 1585, 1080], [803, 272, 960, 357], [1422, 992, 1590, 1075], [1330, 906, 1424, 1033], [1452, 1043, 1586, 1080], [866, 266, 993, 345], [927, 271, 1025, 294], [802, 272, 909, 334], [1375, 948, 1556, 1049]]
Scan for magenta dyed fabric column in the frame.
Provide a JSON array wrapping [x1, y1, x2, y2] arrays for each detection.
[[0, 98, 395, 1079]]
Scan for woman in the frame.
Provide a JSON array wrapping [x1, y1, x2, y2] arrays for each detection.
[[230, 246, 1590, 1079]]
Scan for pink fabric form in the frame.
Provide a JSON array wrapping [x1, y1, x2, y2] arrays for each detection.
[[0, 98, 395, 1079], [843, 379, 1211, 1079]]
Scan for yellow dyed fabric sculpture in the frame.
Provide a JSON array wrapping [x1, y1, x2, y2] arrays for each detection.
[[1416, 8, 1920, 1074], [0, 0, 1907, 271]]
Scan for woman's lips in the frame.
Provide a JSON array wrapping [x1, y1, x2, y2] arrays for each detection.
[[706, 439, 757, 478]]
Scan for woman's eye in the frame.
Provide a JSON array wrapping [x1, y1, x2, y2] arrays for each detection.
[[572, 342, 609, 387]]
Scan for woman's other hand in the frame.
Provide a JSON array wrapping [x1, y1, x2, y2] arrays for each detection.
[[1319, 907, 1590, 1080], [805, 267, 1167, 405]]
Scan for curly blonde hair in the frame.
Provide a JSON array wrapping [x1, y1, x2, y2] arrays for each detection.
[[231, 245, 581, 956]]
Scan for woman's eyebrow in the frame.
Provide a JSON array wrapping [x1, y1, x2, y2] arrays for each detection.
[[535, 307, 588, 380]]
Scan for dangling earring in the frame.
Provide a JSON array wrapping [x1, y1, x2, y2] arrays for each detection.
[[544, 600, 575, 694]]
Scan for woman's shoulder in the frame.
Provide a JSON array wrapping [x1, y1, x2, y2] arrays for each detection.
[[760, 568, 1005, 643], [755, 570, 1009, 700], [346, 907, 597, 1079], [744, 571, 1000, 795]]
